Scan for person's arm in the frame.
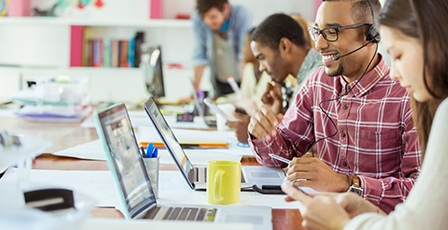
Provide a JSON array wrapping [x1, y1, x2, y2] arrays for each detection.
[[344, 99, 448, 230], [193, 65, 206, 91], [358, 101, 421, 214], [248, 72, 318, 167], [191, 10, 209, 90]]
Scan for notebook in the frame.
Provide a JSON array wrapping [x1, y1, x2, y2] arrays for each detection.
[[94, 103, 272, 229], [143, 96, 286, 191]]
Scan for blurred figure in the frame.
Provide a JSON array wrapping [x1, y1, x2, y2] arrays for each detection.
[[234, 28, 271, 116], [192, 0, 253, 97]]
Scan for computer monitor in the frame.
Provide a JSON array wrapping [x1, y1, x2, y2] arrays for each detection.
[[141, 45, 165, 99]]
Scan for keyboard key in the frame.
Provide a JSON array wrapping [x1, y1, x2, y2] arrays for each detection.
[[145, 207, 160, 219], [196, 208, 207, 221], [178, 208, 190, 221], [187, 208, 199, 221], [162, 207, 173, 220], [168, 207, 182, 220]]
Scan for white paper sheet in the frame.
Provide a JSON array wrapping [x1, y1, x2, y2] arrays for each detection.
[[137, 127, 254, 156], [82, 111, 210, 129], [0, 109, 18, 117], [0, 136, 52, 172], [0, 169, 121, 209], [81, 219, 254, 230], [137, 126, 230, 144], [0, 169, 304, 212], [52, 140, 242, 164]]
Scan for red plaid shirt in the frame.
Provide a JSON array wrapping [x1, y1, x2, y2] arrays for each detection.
[[249, 58, 421, 213]]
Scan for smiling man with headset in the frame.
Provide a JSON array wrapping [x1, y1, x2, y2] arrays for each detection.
[[247, 0, 421, 213]]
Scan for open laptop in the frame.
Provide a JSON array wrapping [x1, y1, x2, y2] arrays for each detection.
[[143, 97, 286, 191], [94, 103, 272, 229]]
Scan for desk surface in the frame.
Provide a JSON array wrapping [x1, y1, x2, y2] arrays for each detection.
[[1, 117, 303, 230]]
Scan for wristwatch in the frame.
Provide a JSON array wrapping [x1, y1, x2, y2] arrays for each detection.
[[347, 174, 363, 196]]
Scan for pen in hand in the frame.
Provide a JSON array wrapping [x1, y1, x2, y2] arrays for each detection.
[[268, 153, 290, 164]]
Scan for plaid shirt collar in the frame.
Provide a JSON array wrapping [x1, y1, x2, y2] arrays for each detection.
[[339, 54, 389, 97]]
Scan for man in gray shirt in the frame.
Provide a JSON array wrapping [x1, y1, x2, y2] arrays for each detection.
[[192, 0, 253, 97]]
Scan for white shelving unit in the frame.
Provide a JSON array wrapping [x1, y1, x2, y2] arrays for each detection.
[[0, 17, 195, 103], [0, 17, 192, 27]]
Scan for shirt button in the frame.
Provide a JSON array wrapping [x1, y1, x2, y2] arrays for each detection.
[[343, 105, 348, 110], [341, 132, 346, 138], [343, 162, 348, 167]]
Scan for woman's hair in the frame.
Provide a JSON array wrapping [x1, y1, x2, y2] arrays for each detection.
[[378, 0, 448, 159]]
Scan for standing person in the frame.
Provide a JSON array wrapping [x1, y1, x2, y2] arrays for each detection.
[[248, 0, 421, 213], [192, 0, 253, 97], [282, 0, 448, 229]]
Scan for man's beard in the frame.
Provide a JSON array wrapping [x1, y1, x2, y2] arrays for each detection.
[[326, 63, 344, 77]]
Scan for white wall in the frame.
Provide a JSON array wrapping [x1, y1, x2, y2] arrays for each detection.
[[0, 0, 316, 103], [162, 0, 315, 24]]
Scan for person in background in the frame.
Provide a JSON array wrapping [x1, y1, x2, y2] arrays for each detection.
[[248, 0, 421, 213], [233, 27, 271, 117], [226, 13, 322, 142], [282, 0, 448, 229], [290, 13, 315, 50], [192, 0, 253, 97], [251, 13, 323, 115]]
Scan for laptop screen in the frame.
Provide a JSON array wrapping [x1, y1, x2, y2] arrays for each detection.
[[143, 97, 196, 189], [96, 103, 156, 218]]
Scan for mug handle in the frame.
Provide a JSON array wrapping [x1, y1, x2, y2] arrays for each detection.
[[214, 169, 225, 202]]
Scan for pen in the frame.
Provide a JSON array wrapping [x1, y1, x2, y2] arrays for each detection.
[[227, 76, 241, 97], [268, 154, 291, 164], [140, 146, 146, 158], [146, 143, 159, 158]]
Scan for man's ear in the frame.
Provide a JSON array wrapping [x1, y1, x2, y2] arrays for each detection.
[[223, 2, 231, 14], [278, 38, 292, 54]]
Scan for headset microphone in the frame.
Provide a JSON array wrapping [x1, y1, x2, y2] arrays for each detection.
[[333, 40, 372, 61]]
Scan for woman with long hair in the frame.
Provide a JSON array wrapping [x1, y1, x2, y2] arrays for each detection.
[[281, 0, 448, 229]]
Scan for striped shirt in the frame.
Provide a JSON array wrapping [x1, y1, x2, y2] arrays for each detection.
[[249, 58, 421, 213]]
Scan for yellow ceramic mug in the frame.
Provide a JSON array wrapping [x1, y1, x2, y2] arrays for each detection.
[[207, 161, 241, 205]]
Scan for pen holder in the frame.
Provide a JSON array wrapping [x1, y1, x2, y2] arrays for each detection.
[[143, 156, 160, 198]]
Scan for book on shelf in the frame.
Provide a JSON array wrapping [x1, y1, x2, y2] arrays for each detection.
[[71, 28, 145, 68], [120, 40, 129, 68], [103, 38, 111, 67], [111, 40, 119, 68], [128, 36, 135, 67]]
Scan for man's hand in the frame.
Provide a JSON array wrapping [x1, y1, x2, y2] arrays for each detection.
[[234, 96, 258, 116], [287, 157, 350, 192], [248, 104, 283, 141], [226, 112, 251, 142], [262, 81, 283, 114]]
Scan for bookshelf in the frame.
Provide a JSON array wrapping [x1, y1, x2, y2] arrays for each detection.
[[0, 16, 195, 103], [0, 17, 192, 27]]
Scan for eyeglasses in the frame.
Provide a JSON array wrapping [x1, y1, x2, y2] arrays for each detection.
[[308, 23, 370, 42]]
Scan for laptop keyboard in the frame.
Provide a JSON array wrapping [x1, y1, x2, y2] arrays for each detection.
[[146, 206, 217, 221], [194, 167, 246, 183]]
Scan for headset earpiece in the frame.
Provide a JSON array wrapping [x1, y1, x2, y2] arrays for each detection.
[[365, 24, 381, 43]]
